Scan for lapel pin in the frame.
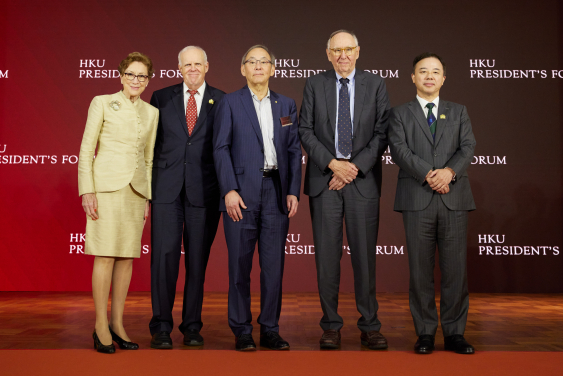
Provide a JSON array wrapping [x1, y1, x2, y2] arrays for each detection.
[[209, 99, 214, 104], [440, 114, 446, 119], [275, 101, 278, 103], [109, 100, 121, 111]]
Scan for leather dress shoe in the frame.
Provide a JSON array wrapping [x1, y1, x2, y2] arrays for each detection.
[[235, 333, 256, 351], [444, 335, 475, 354], [360, 330, 388, 350], [150, 332, 173, 349], [260, 331, 290, 350], [414, 335, 435, 354], [319, 329, 341, 349], [93, 330, 116, 354], [109, 326, 139, 350], [183, 329, 204, 346]]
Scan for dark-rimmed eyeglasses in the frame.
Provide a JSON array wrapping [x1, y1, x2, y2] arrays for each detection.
[[123, 72, 149, 82]]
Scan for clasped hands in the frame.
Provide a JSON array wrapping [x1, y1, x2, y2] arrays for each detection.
[[426, 168, 454, 194], [328, 159, 358, 190]]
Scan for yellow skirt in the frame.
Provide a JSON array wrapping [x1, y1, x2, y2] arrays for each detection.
[[85, 184, 146, 258]]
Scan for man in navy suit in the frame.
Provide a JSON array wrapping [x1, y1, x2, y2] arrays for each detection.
[[149, 46, 225, 349], [213, 45, 302, 351]]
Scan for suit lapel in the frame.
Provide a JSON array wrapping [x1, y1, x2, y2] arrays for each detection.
[[353, 70, 366, 136], [408, 99, 434, 145], [324, 71, 337, 134], [270, 91, 282, 158], [172, 84, 189, 138], [433, 100, 449, 146], [240, 86, 264, 146], [190, 84, 213, 138]]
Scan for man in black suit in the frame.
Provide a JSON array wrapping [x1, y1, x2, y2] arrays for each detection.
[[299, 30, 390, 350], [389, 53, 476, 355], [149, 46, 225, 349]]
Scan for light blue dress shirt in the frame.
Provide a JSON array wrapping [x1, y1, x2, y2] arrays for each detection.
[[335, 69, 355, 158]]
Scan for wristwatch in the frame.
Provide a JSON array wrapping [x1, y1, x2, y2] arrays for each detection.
[[444, 167, 456, 182]]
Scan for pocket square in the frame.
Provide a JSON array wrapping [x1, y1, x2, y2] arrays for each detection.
[[280, 116, 292, 127]]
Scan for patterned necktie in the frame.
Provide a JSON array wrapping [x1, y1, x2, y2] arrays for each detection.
[[425, 103, 436, 139], [338, 77, 352, 157], [186, 89, 198, 136]]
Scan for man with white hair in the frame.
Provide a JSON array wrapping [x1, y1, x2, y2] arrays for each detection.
[[299, 30, 390, 350], [149, 46, 225, 349]]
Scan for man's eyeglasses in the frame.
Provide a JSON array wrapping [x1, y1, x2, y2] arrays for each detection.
[[244, 59, 272, 67], [328, 46, 358, 56], [123, 72, 149, 82]]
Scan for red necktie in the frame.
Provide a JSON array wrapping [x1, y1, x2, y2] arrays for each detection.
[[186, 90, 198, 136]]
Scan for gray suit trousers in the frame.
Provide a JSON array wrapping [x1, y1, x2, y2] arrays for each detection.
[[402, 193, 469, 337], [310, 184, 381, 332]]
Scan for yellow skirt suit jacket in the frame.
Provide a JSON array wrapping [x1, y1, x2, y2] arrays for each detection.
[[78, 91, 158, 258]]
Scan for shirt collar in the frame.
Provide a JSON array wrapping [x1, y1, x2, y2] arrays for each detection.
[[416, 94, 439, 110], [335, 68, 356, 83], [183, 81, 206, 96], [249, 87, 270, 101]]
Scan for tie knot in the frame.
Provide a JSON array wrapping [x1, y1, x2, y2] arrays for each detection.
[[425, 103, 435, 109], [339, 77, 349, 86], [188, 90, 198, 95]]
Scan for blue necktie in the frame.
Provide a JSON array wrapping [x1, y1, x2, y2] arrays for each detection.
[[425, 103, 436, 139], [338, 78, 352, 157]]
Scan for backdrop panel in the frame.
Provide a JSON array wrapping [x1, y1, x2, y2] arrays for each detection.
[[0, 0, 561, 292]]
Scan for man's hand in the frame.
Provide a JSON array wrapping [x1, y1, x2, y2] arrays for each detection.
[[144, 201, 150, 226], [225, 190, 247, 222], [328, 175, 347, 190], [426, 169, 453, 191], [328, 159, 358, 183], [437, 185, 450, 194], [81, 193, 98, 220], [287, 195, 299, 218]]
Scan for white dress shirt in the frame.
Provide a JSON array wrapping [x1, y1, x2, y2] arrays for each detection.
[[250, 88, 277, 169], [416, 94, 439, 120], [183, 81, 207, 116]]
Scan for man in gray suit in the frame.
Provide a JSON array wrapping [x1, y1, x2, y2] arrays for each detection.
[[299, 30, 390, 350], [389, 52, 476, 355]]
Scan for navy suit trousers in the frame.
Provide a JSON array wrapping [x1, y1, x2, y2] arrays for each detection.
[[149, 184, 220, 335], [223, 176, 289, 336]]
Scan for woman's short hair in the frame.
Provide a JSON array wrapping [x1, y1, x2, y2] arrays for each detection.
[[118, 52, 154, 78]]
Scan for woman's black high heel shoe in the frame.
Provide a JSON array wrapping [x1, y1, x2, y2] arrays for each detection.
[[93, 330, 116, 354], [109, 326, 139, 350]]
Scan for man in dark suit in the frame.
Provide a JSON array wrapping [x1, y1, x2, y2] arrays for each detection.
[[213, 45, 302, 351], [299, 30, 390, 350], [149, 46, 225, 349], [389, 52, 476, 355]]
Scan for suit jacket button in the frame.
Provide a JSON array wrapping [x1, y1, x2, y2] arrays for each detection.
[[188, 142, 191, 145], [434, 153, 437, 157]]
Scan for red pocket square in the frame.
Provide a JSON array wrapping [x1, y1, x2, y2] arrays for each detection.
[[280, 116, 292, 126]]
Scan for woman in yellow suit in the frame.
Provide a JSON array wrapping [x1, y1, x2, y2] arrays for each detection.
[[78, 52, 158, 354]]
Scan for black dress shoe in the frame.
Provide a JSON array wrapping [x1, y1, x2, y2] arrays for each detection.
[[235, 333, 256, 351], [109, 326, 139, 350], [151, 332, 173, 349], [93, 330, 116, 354], [183, 329, 204, 346], [260, 331, 290, 350], [414, 335, 435, 354], [444, 335, 475, 354]]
